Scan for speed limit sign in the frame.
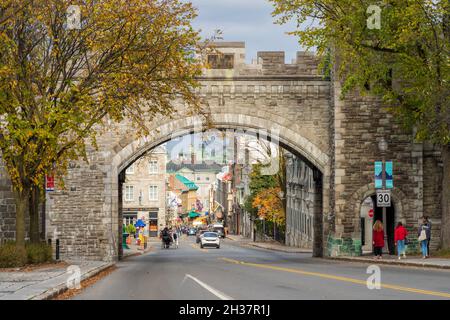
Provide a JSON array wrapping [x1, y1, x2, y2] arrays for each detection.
[[376, 190, 391, 207]]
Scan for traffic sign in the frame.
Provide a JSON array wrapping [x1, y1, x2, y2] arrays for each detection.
[[368, 208, 374, 218], [376, 190, 391, 207]]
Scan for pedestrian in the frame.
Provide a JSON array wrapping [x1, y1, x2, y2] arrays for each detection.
[[423, 216, 432, 257], [372, 220, 384, 259], [394, 222, 408, 259], [173, 230, 179, 248], [418, 217, 431, 259]]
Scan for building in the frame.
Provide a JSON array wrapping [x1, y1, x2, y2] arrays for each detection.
[[167, 160, 222, 212], [122, 146, 167, 237], [284, 153, 321, 249], [167, 173, 200, 222]]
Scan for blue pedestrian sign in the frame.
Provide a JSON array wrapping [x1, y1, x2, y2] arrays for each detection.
[[374, 161, 383, 189], [385, 161, 393, 189]]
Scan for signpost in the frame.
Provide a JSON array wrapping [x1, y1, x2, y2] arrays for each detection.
[[374, 152, 393, 253]]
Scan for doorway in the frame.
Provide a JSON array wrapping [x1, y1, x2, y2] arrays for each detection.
[[371, 195, 395, 255]]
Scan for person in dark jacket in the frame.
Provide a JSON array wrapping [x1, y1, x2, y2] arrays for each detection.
[[373, 220, 385, 259], [394, 222, 408, 259], [418, 217, 431, 258]]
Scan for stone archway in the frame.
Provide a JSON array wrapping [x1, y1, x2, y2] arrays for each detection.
[[108, 114, 331, 261]]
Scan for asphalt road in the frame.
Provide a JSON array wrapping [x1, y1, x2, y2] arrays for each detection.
[[73, 236, 450, 300]]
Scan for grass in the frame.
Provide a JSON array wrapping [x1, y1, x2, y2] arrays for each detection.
[[433, 249, 450, 258]]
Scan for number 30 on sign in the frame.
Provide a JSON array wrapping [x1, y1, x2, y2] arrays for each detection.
[[376, 190, 391, 207]]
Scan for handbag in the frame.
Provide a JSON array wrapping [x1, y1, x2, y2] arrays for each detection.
[[404, 237, 410, 245], [418, 229, 427, 242]]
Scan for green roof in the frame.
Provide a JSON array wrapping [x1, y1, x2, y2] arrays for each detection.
[[175, 174, 198, 191]]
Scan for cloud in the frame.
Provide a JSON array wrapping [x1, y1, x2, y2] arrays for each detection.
[[188, 0, 302, 62]]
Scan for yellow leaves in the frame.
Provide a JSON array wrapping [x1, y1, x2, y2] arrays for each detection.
[[252, 187, 285, 225]]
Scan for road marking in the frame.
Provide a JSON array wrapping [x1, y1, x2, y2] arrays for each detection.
[[191, 243, 208, 252], [220, 258, 450, 299], [185, 274, 234, 300]]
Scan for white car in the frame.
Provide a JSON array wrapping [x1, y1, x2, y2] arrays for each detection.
[[200, 232, 220, 249]]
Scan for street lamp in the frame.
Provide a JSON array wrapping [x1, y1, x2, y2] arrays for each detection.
[[378, 137, 389, 253]]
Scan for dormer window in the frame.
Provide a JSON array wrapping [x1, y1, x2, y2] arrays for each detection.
[[207, 54, 234, 69]]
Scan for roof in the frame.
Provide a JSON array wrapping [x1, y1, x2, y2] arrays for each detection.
[[167, 161, 223, 174], [175, 174, 198, 191]]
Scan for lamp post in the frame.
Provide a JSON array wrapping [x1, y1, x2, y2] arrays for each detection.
[[378, 138, 389, 254]]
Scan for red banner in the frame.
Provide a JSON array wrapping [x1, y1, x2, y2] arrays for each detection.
[[46, 175, 55, 191]]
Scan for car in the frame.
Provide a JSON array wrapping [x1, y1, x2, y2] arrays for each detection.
[[196, 229, 208, 243], [200, 232, 220, 249], [211, 225, 225, 238], [188, 228, 197, 236]]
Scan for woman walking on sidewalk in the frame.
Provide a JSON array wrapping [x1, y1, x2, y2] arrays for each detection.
[[418, 217, 431, 258], [394, 222, 408, 259], [373, 220, 384, 259]]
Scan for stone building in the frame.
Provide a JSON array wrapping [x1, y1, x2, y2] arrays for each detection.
[[285, 153, 320, 249], [122, 146, 167, 237]]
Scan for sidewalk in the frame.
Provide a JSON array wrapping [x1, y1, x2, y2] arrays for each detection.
[[226, 234, 313, 253], [0, 260, 113, 300], [329, 255, 450, 270]]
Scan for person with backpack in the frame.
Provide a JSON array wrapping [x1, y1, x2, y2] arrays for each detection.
[[372, 220, 384, 259], [394, 222, 408, 259]]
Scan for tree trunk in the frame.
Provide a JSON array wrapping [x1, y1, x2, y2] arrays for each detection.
[[29, 186, 40, 243], [14, 188, 30, 249], [441, 144, 450, 249]]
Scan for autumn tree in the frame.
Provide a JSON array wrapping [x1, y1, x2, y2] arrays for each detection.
[[271, 0, 450, 247], [0, 0, 205, 250], [252, 187, 285, 225]]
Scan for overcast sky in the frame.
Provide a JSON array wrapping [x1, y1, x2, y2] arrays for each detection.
[[189, 0, 302, 63]]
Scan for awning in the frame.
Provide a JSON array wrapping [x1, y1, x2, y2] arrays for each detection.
[[188, 210, 200, 218]]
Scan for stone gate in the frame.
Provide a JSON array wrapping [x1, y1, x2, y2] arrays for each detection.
[[0, 42, 443, 261]]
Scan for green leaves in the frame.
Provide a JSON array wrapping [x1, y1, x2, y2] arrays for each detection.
[[271, 0, 449, 145]]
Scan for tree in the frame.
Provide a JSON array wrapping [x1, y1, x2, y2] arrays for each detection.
[[252, 187, 285, 225], [0, 0, 205, 249], [271, 0, 450, 248]]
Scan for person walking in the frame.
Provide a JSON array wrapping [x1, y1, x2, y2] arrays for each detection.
[[373, 220, 384, 259], [394, 222, 408, 259], [418, 217, 431, 259], [423, 216, 432, 257], [173, 229, 179, 248]]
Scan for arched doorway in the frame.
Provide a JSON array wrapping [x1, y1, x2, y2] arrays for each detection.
[[360, 195, 396, 255]]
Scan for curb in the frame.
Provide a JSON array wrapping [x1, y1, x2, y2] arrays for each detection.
[[327, 257, 450, 270], [31, 262, 115, 300], [247, 242, 312, 254]]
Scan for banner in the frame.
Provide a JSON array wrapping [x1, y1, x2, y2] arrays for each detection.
[[374, 161, 383, 189]]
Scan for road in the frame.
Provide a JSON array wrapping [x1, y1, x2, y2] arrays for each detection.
[[73, 236, 450, 300]]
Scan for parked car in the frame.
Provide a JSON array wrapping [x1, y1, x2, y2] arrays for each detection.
[[200, 232, 220, 249], [196, 229, 209, 243], [188, 228, 197, 236]]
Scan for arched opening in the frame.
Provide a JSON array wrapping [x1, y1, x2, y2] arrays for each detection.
[[115, 127, 327, 260], [360, 194, 397, 255]]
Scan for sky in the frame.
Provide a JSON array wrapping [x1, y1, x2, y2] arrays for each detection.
[[189, 0, 302, 63]]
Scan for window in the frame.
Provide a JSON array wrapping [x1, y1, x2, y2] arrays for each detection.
[[125, 164, 134, 174], [206, 177, 210, 181], [125, 186, 134, 201], [149, 185, 158, 201], [148, 160, 158, 174], [197, 177, 201, 181]]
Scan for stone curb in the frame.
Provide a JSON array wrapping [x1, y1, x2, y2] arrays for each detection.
[[327, 257, 450, 270], [31, 262, 115, 300], [247, 242, 313, 253]]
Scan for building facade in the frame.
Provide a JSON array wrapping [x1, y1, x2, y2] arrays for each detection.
[[122, 146, 167, 237]]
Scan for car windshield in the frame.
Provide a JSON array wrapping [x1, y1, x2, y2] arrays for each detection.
[[203, 232, 218, 238]]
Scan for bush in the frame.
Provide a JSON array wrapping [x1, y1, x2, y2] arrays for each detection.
[[0, 242, 27, 268], [0, 242, 53, 268], [25, 243, 53, 264]]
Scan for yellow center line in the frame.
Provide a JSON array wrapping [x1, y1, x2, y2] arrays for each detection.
[[191, 243, 208, 253], [219, 257, 450, 299]]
